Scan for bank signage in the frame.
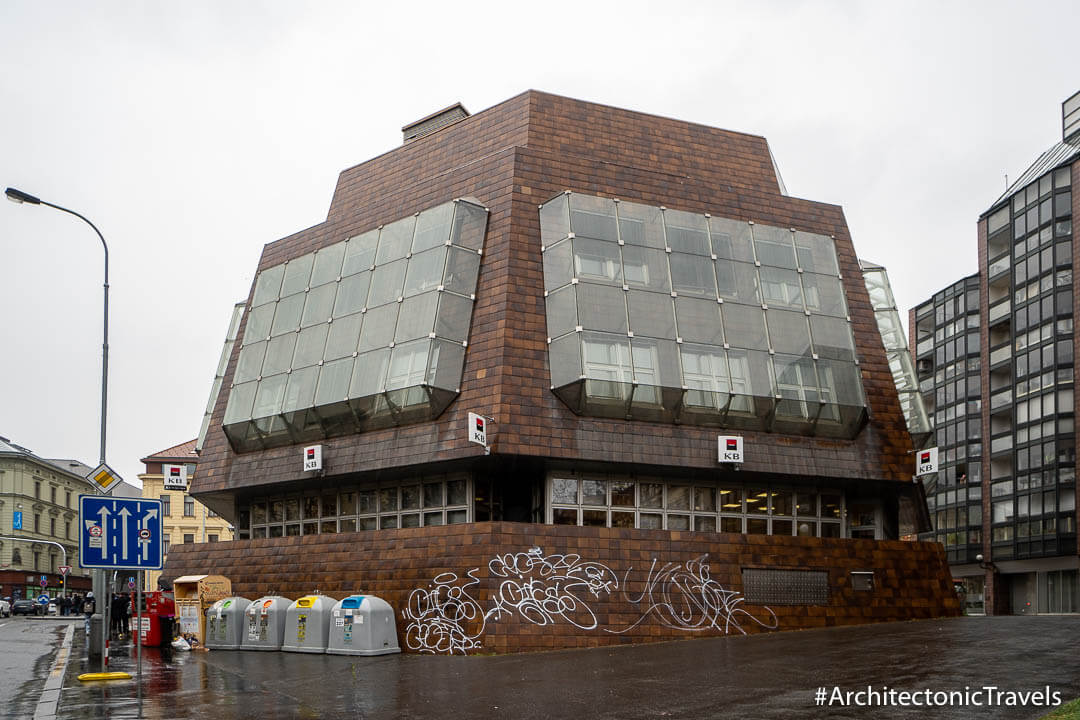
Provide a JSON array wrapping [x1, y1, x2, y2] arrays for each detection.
[[916, 447, 939, 476], [468, 412, 487, 447], [162, 464, 188, 490], [717, 435, 744, 464], [303, 445, 323, 472]]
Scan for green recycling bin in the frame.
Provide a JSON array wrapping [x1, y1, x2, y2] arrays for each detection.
[[205, 597, 251, 650]]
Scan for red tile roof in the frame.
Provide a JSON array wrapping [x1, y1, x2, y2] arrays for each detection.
[[141, 439, 198, 464]]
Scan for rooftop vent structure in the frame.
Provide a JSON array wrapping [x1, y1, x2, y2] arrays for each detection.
[[1064, 89, 1080, 146], [402, 102, 469, 143]]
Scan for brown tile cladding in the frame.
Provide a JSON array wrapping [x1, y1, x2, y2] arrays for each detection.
[[194, 90, 915, 501], [161, 521, 960, 654]]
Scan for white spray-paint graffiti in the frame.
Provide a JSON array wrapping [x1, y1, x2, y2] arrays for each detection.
[[402, 547, 777, 654], [403, 569, 487, 655], [606, 554, 778, 636], [486, 548, 620, 630]]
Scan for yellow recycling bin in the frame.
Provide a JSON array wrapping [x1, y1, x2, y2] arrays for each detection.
[[172, 575, 231, 646]]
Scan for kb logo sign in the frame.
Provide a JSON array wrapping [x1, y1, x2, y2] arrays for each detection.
[[717, 436, 744, 464], [468, 412, 488, 447], [303, 445, 323, 472], [916, 447, 938, 476]]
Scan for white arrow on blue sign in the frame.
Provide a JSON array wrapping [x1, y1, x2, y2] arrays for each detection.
[[78, 495, 164, 570]]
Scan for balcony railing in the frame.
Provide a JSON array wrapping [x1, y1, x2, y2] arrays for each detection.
[[990, 390, 1013, 411], [988, 256, 1011, 278], [988, 299, 1011, 323], [990, 434, 1014, 454]]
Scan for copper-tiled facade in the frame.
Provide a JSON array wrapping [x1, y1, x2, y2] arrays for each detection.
[[196, 91, 914, 501], [161, 523, 959, 654], [179, 91, 960, 652]]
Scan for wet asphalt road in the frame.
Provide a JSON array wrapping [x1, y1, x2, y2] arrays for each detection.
[[56, 616, 1079, 720], [0, 617, 75, 718]]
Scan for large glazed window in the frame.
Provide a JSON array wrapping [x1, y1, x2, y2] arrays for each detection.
[[223, 198, 488, 451], [539, 191, 867, 438]]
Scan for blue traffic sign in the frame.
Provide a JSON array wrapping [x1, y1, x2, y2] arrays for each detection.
[[13, 510, 22, 530], [38, 594, 50, 605], [78, 496, 163, 570]]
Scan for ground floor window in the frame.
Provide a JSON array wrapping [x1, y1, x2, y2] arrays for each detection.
[[241, 472, 472, 538], [1039, 569, 1078, 613], [546, 472, 843, 537], [956, 576, 985, 615]]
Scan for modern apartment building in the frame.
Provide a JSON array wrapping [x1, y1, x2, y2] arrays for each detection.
[[912, 91, 1080, 615], [912, 274, 987, 612]]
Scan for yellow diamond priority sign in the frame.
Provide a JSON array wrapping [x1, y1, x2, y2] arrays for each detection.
[[86, 463, 123, 494]]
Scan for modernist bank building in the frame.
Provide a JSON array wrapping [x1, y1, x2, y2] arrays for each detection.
[[167, 92, 958, 653]]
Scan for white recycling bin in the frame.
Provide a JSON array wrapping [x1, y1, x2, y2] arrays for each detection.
[[281, 594, 335, 654], [241, 596, 292, 651], [326, 595, 401, 656], [205, 597, 251, 650]]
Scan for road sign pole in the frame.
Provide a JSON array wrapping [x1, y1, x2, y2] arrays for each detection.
[[79, 496, 162, 674], [136, 570, 142, 704]]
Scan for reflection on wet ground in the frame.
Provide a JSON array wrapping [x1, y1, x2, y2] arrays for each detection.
[[57, 616, 1080, 719]]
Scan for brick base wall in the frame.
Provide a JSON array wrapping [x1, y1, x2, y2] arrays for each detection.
[[161, 522, 961, 654]]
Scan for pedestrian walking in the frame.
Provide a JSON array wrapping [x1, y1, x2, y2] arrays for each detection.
[[111, 594, 126, 638]]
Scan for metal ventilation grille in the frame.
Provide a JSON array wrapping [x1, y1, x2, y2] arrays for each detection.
[[741, 568, 829, 605], [403, 104, 470, 143]]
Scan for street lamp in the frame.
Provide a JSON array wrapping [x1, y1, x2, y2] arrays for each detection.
[[5, 187, 110, 465], [6, 186, 110, 670]]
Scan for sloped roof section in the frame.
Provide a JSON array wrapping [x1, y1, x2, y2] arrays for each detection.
[[44, 458, 94, 477], [0, 436, 93, 483], [141, 439, 198, 464], [989, 140, 1080, 212], [0, 436, 35, 456]]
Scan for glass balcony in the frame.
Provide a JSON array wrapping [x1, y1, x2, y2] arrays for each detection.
[[989, 345, 1012, 366], [988, 299, 1011, 323], [988, 255, 1011, 278]]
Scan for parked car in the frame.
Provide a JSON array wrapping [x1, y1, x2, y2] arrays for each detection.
[[12, 599, 39, 616], [0, 599, 9, 617]]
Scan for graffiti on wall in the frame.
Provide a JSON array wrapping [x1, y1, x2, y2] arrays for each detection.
[[608, 555, 778, 636], [403, 569, 487, 655], [402, 546, 777, 654]]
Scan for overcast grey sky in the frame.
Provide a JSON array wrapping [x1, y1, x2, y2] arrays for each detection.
[[1, 1, 1077, 487]]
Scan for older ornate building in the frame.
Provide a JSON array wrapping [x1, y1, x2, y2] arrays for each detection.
[[0, 436, 93, 600]]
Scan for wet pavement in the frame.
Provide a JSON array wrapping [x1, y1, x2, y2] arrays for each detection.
[[0, 616, 75, 718], [55, 616, 1079, 719]]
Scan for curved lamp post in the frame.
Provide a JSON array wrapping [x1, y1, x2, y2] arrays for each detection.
[[6, 187, 109, 465], [6, 186, 110, 670]]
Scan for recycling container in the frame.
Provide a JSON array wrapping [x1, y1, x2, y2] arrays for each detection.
[[327, 595, 401, 656], [173, 575, 231, 646], [206, 596, 252, 650], [241, 596, 292, 651], [281, 594, 335, 654]]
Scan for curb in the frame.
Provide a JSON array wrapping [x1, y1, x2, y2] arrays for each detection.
[[33, 622, 75, 720]]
